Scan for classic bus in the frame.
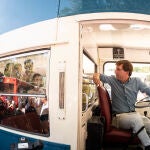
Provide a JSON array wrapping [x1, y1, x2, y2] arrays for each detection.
[[0, 0, 150, 150]]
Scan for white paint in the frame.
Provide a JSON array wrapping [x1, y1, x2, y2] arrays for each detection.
[[0, 12, 150, 150]]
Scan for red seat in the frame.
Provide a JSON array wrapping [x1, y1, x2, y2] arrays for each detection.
[[97, 84, 140, 145], [1, 112, 43, 134]]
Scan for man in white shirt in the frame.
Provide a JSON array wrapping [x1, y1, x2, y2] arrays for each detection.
[[40, 97, 48, 120]]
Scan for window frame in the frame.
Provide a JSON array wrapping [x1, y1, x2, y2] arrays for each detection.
[[0, 48, 50, 136]]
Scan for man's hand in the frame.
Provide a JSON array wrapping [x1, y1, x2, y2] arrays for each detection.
[[93, 73, 100, 86]]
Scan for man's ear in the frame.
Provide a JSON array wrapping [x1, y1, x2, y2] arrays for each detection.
[[126, 71, 130, 76]]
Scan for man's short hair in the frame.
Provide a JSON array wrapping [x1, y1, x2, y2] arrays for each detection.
[[116, 60, 133, 76]]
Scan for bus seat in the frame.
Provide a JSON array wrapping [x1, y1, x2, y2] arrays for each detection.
[[0, 101, 7, 120], [1, 114, 28, 131], [97, 83, 140, 146], [25, 112, 43, 133], [1, 112, 43, 134]]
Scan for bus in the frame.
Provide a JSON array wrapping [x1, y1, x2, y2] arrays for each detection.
[[0, 1, 150, 150]]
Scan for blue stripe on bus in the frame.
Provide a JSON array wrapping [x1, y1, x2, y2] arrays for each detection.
[[0, 129, 70, 150], [58, 0, 150, 16]]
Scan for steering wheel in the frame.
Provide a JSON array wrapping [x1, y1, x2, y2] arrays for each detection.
[[135, 96, 150, 108]]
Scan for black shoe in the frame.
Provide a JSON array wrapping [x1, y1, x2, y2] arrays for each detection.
[[145, 145, 150, 150]]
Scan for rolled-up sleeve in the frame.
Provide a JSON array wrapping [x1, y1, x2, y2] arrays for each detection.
[[138, 78, 150, 96], [100, 74, 114, 85]]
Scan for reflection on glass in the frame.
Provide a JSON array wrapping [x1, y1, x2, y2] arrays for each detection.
[[82, 53, 97, 112], [0, 50, 49, 135], [0, 95, 49, 135], [0, 51, 47, 95]]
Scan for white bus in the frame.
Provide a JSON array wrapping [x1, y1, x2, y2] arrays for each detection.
[[0, 1, 150, 150]]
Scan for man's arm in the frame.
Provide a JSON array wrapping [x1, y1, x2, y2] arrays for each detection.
[[93, 73, 101, 86], [138, 78, 150, 96]]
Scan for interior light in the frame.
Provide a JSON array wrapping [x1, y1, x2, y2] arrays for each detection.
[[99, 24, 116, 31], [130, 24, 147, 30]]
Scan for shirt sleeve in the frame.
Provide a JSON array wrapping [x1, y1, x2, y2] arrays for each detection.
[[100, 74, 114, 85], [138, 78, 150, 96]]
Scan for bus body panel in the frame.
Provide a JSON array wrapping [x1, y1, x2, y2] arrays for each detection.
[[0, 9, 150, 150]]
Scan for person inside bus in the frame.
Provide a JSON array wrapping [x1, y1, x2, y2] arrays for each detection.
[[28, 73, 45, 94], [39, 96, 49, 133], [93, 60, 150, 150], [22, 59, 35, 83], [12, 63, 23, 80], [6, 96, 16, 114], [27, 73, 45, 115], [40, 96, 48, 120], [4, 63, 14, 77]]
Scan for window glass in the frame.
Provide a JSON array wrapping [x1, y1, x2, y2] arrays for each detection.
[[0, 52, 47, 94], [82, 53, 97, 112], [0, 50, 49, 135], [83, 54, 95, 74], [104, 62, 150, 100]]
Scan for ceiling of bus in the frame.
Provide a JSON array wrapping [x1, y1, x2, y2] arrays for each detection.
[[81, 21, 150, 49]]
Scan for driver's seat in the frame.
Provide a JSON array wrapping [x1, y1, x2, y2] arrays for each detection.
[[97, 83, 141, 147]]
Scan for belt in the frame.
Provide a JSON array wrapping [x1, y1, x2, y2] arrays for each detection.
[[112, 110, 136, 117]]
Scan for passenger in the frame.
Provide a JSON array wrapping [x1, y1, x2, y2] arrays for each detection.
[[24, 97, 36, 113], [32, 73, 43, 86], [27, 73, 45, 115], [40, 97, 48, 120], [6, 96, 16, 115], [4, 63, 14, 77], [17, 96, 27, 113], [28, 73, 45, 94], [39, 97, 49, 134], [12, 63, 23, 79], [31, 73, 44, 87], [25, 97, 41, 115], [22, 59, 34, 83], [93, 60, 150, 150]]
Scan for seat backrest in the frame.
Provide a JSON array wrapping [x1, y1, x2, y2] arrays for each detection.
[[97, 84, 112, 132], [97, 84, 141, 146], [1, 112, 43, 134]]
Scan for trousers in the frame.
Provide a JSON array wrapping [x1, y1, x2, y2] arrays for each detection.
[[112, 112, 150, 146]]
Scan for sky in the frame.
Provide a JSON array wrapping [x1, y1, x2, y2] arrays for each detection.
[[0, 0, 58, 35]]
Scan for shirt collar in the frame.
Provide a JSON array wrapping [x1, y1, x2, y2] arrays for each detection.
[[118, 77, 131, 84]]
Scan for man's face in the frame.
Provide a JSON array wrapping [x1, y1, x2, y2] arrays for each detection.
[[115, 64, 129, 81], [33, 76, 42, 86], [41, 97, 47, 103]]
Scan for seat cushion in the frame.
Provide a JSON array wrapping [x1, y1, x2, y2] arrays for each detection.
[[104, 127, 140, 144]]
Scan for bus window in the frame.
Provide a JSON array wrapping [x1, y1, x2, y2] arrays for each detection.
[[83, 54, 95, 74], [104, 62, 150, 100], [82, 53, 97, 112], [0, 49, 50, 136]]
